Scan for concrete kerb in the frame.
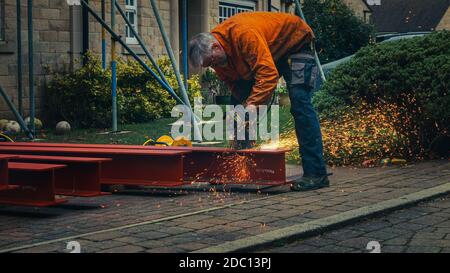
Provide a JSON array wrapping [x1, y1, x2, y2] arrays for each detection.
[[195, 182, 450, 253]]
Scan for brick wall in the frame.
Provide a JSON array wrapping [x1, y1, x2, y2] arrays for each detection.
[[87, 0, 172, 62], [0, 0, 287, 121], [342, 0, 371, 21], [0, 0, 72, 119], [0, 0, 174, 120], [209, 0, 219, 31]]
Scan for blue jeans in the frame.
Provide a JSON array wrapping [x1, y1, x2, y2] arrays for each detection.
[[283, 52, 328, 177]]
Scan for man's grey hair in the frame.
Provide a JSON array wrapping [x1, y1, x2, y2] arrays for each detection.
[[188, 32, 217, 68]]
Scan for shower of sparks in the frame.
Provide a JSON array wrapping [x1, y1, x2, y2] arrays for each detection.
[[257, 101, 427, 167], [190, 154, 257, 185]]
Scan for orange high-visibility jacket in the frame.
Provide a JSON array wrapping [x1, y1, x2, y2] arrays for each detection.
[[212, 12, 314, 106]]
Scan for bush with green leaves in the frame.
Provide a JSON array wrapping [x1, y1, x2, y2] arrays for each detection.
[[44, 54, 112, 128], [200, 68, 230, 103], [44, 53, 201, 128], [302, 0, 375, 63], [314, 31, 450, 159]]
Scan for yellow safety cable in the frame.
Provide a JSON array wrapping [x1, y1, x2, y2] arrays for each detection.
[[0, 133, 15, 143]]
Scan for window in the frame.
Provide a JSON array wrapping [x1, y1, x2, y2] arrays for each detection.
[[0, 0, 5, 41], [219, 1, 256, 23], [270, 5, 280, 12], [125, 0, 138, 44], [366, 0, 381, 6], [364, 11, 372, 24]]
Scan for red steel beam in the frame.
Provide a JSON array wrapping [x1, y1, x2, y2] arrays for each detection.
[[11, 155, 112, 197], [0, 146, 188, 187], [0, 143, 291, 186], [0, 162, 67, 207], [0, 155, 19, 191]]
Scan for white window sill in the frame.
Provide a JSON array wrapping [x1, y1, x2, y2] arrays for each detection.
[[126, 38, 139, 45]]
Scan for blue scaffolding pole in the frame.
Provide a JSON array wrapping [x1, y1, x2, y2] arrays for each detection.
[[101, 0, 106, 70], [149, 0, 202, 141], [182, 0, 189, 90], [27, 0, 35, 134], [110, 0, 118, 132], [79, 0, 201, 137], [80, 0, 187, 107]]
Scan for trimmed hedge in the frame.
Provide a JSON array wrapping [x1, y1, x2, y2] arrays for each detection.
[[313, 31, 450, 160]]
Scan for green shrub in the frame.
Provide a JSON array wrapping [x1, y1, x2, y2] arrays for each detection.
[[44, 54, 112, 128], [201, 68, 230, 103], [275, 103, 409, 166], [319, 103, 410, 166], [117, 57, 201, 123], [302, 0, 375, 63], [44, 53, 202, 128], [314, 31, 450, 159], [311, 88, 347, 118]]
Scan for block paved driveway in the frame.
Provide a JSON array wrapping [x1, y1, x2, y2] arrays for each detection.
[[260, 195, 450, 253], [0, 160, 448, 253]]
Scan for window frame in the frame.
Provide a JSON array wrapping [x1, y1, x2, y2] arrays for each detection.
[[270, 5, 280, 12], [364, 10, 373, 24], [219, 0, 256, 23], [125, 0, 139, 45]]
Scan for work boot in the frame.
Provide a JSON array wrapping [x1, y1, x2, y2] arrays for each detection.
[[291, 175, 330, 192]]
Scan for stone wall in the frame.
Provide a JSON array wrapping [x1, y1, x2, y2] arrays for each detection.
[[0, 0, 328, 120], [437, 6, 450, 30], [342, 0, 372, 22], [0, 0, 174, 120], [87, 0, 172, 63], [0, 0, 72, 119]]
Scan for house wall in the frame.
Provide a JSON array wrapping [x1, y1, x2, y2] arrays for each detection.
[[436, 6, 450, 30], [342, 0, 372, 22], [0, 0, 72, 119], [0, 0, 369, 120], [0, 0, 174, 120]]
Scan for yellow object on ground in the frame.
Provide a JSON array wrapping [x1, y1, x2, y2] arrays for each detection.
[[172, 136, 193, 147], [381, 158, 391, 166], [391, 158, 407, 165], [142, 138, 155, 146], [381, 158, 407, 166], [156, 135, 174, 146], [143, 135, 192, 147], [0, 132, 15, 142]]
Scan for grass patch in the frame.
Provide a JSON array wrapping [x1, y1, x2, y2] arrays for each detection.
[[25, 106, 296, 147], [37, 118, 178, 145]]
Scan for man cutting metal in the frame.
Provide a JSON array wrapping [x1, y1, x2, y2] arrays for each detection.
[[188, 12, 329, 191]]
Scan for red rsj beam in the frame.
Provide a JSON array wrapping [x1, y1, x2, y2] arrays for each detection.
[[0, 155, 19, 191], [11, 155, 112, 197], [0, 146, 188, 187], [0, 162, 67, 207], [0, 143, 291, 186]]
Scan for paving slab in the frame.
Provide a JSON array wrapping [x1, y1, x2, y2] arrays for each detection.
[[0, 160, 447, 253]]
